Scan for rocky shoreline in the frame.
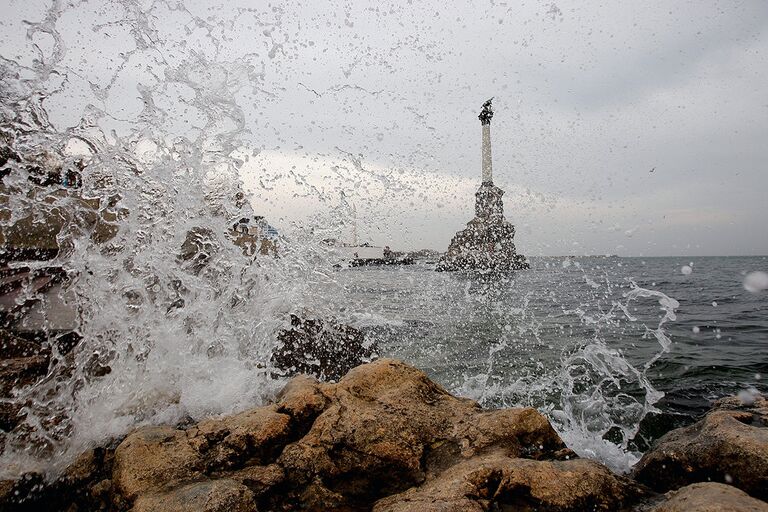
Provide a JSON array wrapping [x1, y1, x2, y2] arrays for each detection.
[[1, 358, 766, 511]]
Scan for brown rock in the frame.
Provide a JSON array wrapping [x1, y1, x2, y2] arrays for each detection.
[[632, 394, 768, 500], [112, 425, 204, 502], [274, 359, 566, 508], [113, 406, 295, 506], [651, 482, 768, 512], [187, 406, 292, 470], [274, 374, 329, 427], [228, 464, 284, 497], [373, 450, 646, 512], [131, 479, 255, 512]]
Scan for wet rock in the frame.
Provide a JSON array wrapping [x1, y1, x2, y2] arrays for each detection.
[[131, 479, 256, 512], [373, 450, 647, 512], [111, 406, 297, 507], [87, 359, 582, 510], [178, 227, 219, 274], [0, 402, 24, 432], [0, 330, 43, 359], [0, 447, 114, 511], [650, 482, 768, 512], [632, 393, 768, 500], [271, 314, 377, 381], [0, 355, 48, 396]]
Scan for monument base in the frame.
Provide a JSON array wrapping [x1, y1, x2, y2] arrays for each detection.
[[437, 215, 529, 273], [436, 183, 530, 273]]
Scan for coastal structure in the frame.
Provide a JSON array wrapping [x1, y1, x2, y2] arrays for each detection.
[[437, 99, 529, 272]]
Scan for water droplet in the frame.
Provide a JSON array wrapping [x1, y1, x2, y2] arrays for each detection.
[[681, 265, 692, 275], [743, 271, 768, 293], [737, 389, 757, 406], [692, 326, 700, 334]]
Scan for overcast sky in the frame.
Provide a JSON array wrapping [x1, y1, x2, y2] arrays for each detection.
[[2, 0, 767, 255]]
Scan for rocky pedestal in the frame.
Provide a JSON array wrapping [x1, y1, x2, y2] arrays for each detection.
[[437, 183, 529, 272]]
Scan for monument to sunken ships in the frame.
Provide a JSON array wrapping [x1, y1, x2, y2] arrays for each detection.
[[437, 99, 529, 272]]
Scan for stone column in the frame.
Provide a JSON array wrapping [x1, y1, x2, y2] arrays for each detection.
[[478, 98, 494, 185], [481, 123, 492, 184]]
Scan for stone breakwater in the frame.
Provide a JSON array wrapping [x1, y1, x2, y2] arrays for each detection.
[[1, 359, 767, 512]]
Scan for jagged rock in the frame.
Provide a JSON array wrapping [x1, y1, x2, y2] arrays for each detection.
[[632, 393, 768, 501], [650, 482, 768, 512], [228, 464, 285, 498], [6, 359, 589, 511], [108, 359, 557, 509], [271, 315, 377, 381], [373, 451, 647, 511], [111, 405, 298, 508], [187, 406, 292, 470]]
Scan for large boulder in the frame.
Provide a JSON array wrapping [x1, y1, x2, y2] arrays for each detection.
[[650, 482, 768, 512], [112, 406, 293, 503], [632, 393, 768, 500], [107, 359, 575, 510], [112, 425, 206, 502], [272, 359, 570, 509]]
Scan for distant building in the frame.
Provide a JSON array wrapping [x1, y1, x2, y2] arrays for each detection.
[[231, 216, 279, 257]]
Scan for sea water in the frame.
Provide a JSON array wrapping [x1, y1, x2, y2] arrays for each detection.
[[313, 256, 768, 470]]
